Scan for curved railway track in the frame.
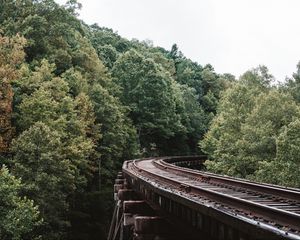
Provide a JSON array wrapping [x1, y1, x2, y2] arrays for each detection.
[[123, 157, 300, 239]]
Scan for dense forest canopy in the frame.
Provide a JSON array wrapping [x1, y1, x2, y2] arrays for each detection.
[[0, 0, 299, 239], [201, 66, 300, 188]]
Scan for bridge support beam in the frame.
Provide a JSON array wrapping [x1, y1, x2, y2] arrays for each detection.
[[123, 201, 158, 240], [109, 174, 201, 240], [118, 189, 139, 201], [134, 216, 167, 240], [124, 201, 154, 215], [123, 201, 153, 229]]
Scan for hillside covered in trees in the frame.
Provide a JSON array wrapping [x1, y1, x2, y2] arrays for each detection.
[[0, 0, 300, 240]]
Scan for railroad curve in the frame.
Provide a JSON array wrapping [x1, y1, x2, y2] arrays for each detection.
[[123, 156, 300, 240]]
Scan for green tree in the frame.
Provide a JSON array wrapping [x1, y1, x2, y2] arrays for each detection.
[[11, 122, 75, 239], [95, 44, 119, 69], [255, 119, 300, 188], [17, 61, 97, 187], [90, 84, 139, 182], [166, 84, 208, 154], [283, 61, 300, 103], [200, 67, 272, 176], [0, 166, 41, 240], [239, 90, 300, 164], [112, 50, 183, 153], [201, 66, 300, 184], [61, 68, 89, 97], [13, 60, 98, 239]]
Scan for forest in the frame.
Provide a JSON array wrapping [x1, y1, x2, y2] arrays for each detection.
[[0, 0, 299, 239]]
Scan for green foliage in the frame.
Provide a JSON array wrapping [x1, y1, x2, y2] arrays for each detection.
[[11, 122, 75, 239], [240, 90, 300, 163], [12, 58, 98, 238], [201, 66, 300, 188], [0, 166, 42, 240], [201, 82, 264, 170], [283, 61, 300, 103], [95, 44, 119, 69], [61, 68, 89, 97], [168, 84, 208, 154], [87, 23, 224, 155], [2, 0, 299, 238], [0, 0, 234, 239], [255, 119, 300, 188], [90, 84, 139, 181], [112, 50, 183, 153], [277, 119, 300, 164]]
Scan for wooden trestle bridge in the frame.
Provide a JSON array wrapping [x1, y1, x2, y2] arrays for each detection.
[[108, 156, 300, 240]]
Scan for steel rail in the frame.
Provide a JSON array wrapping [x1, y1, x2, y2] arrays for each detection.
[[124, 157, 300, 233], [164, 156, 300, 193], [160, 157, 300, 201]]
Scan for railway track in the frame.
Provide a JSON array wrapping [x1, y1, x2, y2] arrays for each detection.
[[123, 157, 300, 239]]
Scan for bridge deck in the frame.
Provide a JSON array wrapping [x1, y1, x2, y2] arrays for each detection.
[[123, 157, 300, 239]]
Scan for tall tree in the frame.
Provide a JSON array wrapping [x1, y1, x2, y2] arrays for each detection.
[[200, 66, 272, 176], [90, 83, 139, 182], [0, 34, 26, 153], [16, 60, 97, 189], [11, 122, 75, 239], [201, 66, 300, 187], [112, 50, 183, 154]]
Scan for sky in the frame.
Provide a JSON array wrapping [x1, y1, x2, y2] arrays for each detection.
[[55, 0, 300, 81]]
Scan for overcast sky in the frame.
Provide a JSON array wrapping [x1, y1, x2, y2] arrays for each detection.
[[55, 0, 300, 81]]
